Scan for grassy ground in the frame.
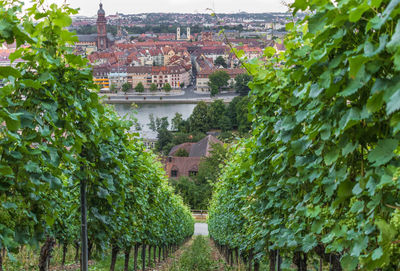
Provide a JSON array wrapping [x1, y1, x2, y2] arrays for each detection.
[[3, 245, 165, 271], [167, 236, 221, 271]]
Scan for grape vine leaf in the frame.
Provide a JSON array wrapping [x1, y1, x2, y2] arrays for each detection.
[[367, 139, 398, 166]]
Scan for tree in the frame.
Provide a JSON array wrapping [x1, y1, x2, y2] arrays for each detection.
[[150, 83, 157, 92], [122, 82, 132, 94], [208, 99, 226, 129], [134, 82, 144, 93], [196, 143, 227, 186], [155, 116, 169, 131], [214, 56, 227, 68], [156, 129, 173, 154], [234, 73, 252, 96], [175, 148, 189, 157], [148, 113, 156, 132], [208, 70, 230, 96], [163, 83, 172, 92], [180, 82, 185, 88], [194, 143, 227, 208], [189, 101, 210, 133], [169, 177, 201, 209], [154, 117, 173, 154], [110, 83, 117, 93], [236, 96, 251, 134], [225, 96, 242, 129], [219, 115, 232, 132], [171, 113, 183, 131]]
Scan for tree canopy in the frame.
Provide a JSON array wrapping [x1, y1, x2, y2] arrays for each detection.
[[214, 56, 227, 68], [208, 70, 230, 96], [134, 82, 145, 92]]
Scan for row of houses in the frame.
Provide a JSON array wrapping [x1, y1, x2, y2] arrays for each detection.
[[93, 64, 191, 89]]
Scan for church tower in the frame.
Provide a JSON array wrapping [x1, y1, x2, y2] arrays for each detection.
[[97, 3, 107, 50], [177, 27, 181, 40], [187, 27, 191, 41]]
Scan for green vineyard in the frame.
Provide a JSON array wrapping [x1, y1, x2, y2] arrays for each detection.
[[209, 0, 400, 270], [0, 1, 193, 270], [2, 0, 400, 270]]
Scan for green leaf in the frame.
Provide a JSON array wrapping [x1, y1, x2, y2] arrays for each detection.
[[302, 234, 317, 252], [350, 200, 364, 214], [372, 247, 383, 260], [386, 89, 400, 115], [338, 180, 353, 199], [341, 255, 359, 270], [5, 114, 21, 131], [24, 161, 41, 173], [342, 141, 358, 156], [352, 183, 363, 195], [349, 4, 369, 22], [367, 139, 398, 166], [387, 20, 400, 52], [0, 165, 13, 176], [2, 202, 17, 209], [324, 148, 340, 165], [339, 108, 361, 131], [263, 47, 276, 57], [375, 218, 396, 244], [340, 66, 370, 96], [291, 138, 310, 155], [368, 0, 400, 30], [309, 83, 323, 98], [351, 236, 368, 256], [308, 13, 326, 34], [364, 35, 388, 57], [54, 13, 72, 28], [0, 66, 21, 78], [366, 91, 384, 113]]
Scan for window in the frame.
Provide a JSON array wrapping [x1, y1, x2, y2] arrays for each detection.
[[189, 171, 198, 177], [171, 170, 178, 177]]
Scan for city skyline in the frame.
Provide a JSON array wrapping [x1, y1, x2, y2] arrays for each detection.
[[45, 0, 290, 16]]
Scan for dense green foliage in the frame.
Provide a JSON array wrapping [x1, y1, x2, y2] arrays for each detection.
[[163, 82, 172, 92], [150, 83, 158, 91], [234, 73, 252, 96], [209, 0, 400, 269], [121, 82, 131, 93], [208, 70, 230, 96], [153, 99, 250, 155], [214, 56, 228, 68], [134, 82, 144, 92], [174, 148, 189, 157], [0, 1, 193, 269]]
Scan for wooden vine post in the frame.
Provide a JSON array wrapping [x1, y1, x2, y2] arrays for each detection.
[[80, 178, 88, 271]]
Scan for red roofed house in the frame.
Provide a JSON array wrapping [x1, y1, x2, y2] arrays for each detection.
[[164, 135, 223, 178]]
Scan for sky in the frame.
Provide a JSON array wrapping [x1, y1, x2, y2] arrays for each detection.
[[44, 0, 289, 16]]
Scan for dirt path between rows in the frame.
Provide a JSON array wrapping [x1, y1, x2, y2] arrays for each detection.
[[209, 239, 246, 271], [154, 239, 193, 271]]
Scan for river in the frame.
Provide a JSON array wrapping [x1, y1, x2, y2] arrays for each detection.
[[113, 103, 196, 131]]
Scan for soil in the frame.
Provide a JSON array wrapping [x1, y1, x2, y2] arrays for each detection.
[[155, 240, 193, 271], [49, 260, 95, 271], [209, 240, 246, 271]]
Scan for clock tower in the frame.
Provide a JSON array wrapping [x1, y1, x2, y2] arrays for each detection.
[[97, 3, 107, 50]]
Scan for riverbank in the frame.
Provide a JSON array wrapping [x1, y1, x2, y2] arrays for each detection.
[[104, 97, 236, 104]]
